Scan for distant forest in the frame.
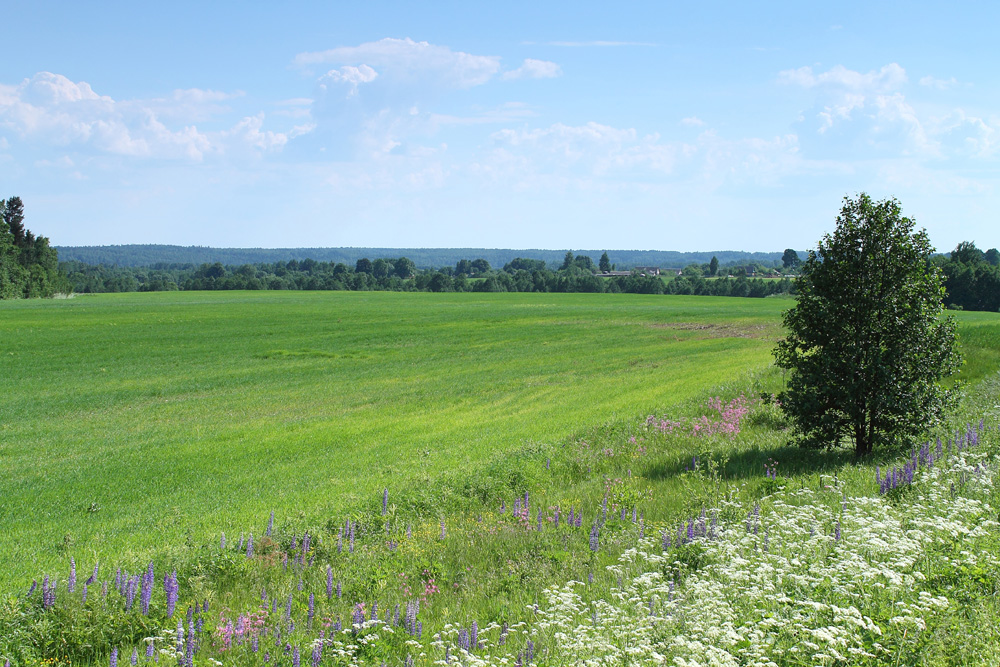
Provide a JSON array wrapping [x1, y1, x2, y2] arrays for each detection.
[[55, 244, 785, 270], [59, 251, 796, 299]]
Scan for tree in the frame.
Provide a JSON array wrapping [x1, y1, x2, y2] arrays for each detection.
[[708, 256, 719, 277], [560, 251, 574, 271], [599, 252, 611, 273], [774, 194, 961, 456], [470, 258, 491, 275], [393, 256, 416, 279], [355, 258, 372, 274], [951, 241, 985, 265], [781, 248, 801, 270], [985, 248, 1000, 266], [3, 196, 26, 248]]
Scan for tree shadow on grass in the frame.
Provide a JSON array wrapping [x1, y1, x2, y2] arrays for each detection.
[[642, 443, 861, 482]]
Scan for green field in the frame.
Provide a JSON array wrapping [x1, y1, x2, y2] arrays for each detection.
[[3, 290, 1000, 665], [1, 291, 790, 587]]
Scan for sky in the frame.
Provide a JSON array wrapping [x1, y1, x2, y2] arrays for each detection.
[[1, 1, 998, 252]]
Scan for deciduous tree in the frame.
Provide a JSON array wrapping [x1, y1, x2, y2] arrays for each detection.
[[774, 194, 960, 456]]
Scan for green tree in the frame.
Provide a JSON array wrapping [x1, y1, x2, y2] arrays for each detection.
[[950, 241, 985, 265], [599, 252, 611, 273], [708, 256, 719, 276], [985, 248, 1000, 266], [3, 196, 26, 248], [355, 258, 373, 274], [774, 194, 961, 456], [470, 258, 491, 275], [560, 251, 574, 270], [393, 256, 416, 279], [781, 248, 801, 270]]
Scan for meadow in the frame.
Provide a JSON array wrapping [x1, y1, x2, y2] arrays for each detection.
[[1, 291, 783, 587], [2, 291, 999, 666]]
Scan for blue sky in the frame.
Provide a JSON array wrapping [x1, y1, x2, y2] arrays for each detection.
[[1, 1, 997, 252]]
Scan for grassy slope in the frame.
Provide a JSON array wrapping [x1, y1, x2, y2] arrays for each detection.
[[1, 291, 786, 588]]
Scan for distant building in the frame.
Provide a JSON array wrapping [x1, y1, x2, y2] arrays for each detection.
[[633, 266, 662, 276]]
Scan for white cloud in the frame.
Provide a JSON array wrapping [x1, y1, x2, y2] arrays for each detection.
[[680, 116, 705, 127], [295, 37, 501, 89], [779, 63, 907, 91], [319, 64, 378, 97], [919, 75, 959, 90], [0, 72, 288, 161], [502, 59, 562, 80]]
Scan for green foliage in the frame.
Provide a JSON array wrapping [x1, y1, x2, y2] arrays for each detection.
[[0, 196, 68, 299], [775, 193, 962, 455]]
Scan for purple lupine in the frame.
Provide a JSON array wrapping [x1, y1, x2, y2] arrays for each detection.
[[336, 580, 342, 599], [293, 646, 301, 667], [285, 593, 293, 622], [440, 520, 446, 540], [140, 562, 154, 615], [297, 577, 303, 591], [146, 641, 154, 659], [337, 527, 343, 553], [220, 532, 226, 550], [68, 558, 77, 593], [526, 639, 535, 663], [308, 593, 315, 628], [499, 622, 509, 645], [352, 603, 364, 627], [110, 647, 118, 667], [406, 523, 412, 538], [42, 575, 56, 609], [537, 509, 543, 531], [175, 618, 184, 656], [601, 496, 607, 521], [125, 575, 138, 610], [246, 533, 254, 558], [302, 532, 311, 562], [27, 579, 37, 597], [835, 521, 841, 542], [164, 571, 178, 618], [382, 488, 389, 516], [589, 524, 600, 552], [312, 642, 322, 667], [130, 647, 138, 666], [568, 507, 574, 527], [267, 510, 274, 537], [86, 562, 99, 586], [500, 499, 506, 513], [186, 618, 195, 664], [471, 620, 479, 651], [348, 524, 355, 553], [326, 565, 333, 600]]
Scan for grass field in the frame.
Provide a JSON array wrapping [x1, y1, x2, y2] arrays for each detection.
[[1, 291, 789, 587], [3, 291, 999, 666]]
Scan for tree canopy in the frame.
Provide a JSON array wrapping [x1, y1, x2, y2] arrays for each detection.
[[0, 196, 68, 298], [774, 194, 960, 456]]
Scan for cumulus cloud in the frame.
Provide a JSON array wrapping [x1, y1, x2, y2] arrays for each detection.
[[295, 37, 501, 89], [680, 116, 705, 126], [0, 72, 288, 161], [778, 63, 907, 91], [502, 59, 562, 80], [319, 64, 378, 97]]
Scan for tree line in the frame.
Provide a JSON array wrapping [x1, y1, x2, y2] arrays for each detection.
[[61, 252, 796, 299], [0, 197, 68, 298], [937, 241, 1000, 312]]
